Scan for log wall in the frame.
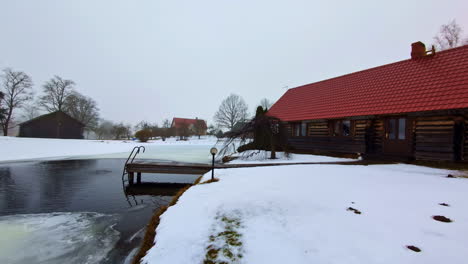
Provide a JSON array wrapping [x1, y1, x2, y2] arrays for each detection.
[[464, 117, 468, 161], [414, 117, 455, 161], [285, 113, 467, 162], [288, 120, 367, 154], [368, 119, 384, 154], [308, 121, 329, 136]]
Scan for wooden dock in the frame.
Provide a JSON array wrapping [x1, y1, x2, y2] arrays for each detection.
[[123, 159, 376, 185]]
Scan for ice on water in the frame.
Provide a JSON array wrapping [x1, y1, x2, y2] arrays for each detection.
[[0, 212, 120, 264]]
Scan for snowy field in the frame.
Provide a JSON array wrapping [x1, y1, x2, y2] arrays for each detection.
[[228, 150, 356, 164], [143, 163, 468, 264], [0, 136, 219, 163], [0, 137, 358, 164]]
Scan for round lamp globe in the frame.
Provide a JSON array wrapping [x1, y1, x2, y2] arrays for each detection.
[[210, 147, 218, 155]]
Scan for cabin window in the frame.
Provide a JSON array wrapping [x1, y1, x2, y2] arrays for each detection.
[[398, 118, 406, 139], [293, 122, 307, 137], [292, 122, 307, 136], [301, 122, 307, 136], [331, 120, 352, 136], [294, 123, 300, 136], [387, 118, 406, 140], [342, 120, 351, 136], [334, 121, 340, 135], [388, 119, 396, 139]]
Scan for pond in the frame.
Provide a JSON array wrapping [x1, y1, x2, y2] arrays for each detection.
[[0, 157, 203, 264]]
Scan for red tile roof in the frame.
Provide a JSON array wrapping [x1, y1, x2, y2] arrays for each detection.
[[268, 45, 468, 121], [171, 118, 207, 129]]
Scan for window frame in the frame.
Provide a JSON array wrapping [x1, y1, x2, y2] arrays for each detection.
[[291, 122, 308, 137], [330, 120, 354, 137], [386, 117, 406, 140]]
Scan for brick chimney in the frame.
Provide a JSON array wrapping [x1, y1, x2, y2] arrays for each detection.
[[411, 41, 427, 59]]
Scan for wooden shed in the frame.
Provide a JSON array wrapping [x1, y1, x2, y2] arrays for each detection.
[[268, 43, 468, 162], [19, 111, 85, 139]]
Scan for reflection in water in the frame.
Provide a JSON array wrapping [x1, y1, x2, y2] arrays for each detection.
[[0, 159, 199, 264], [124, 183, 189, 207]]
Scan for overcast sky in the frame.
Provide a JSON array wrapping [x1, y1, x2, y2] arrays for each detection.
[[1, 0, 467, 126]]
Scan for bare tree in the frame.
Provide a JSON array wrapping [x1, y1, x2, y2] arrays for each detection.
[[40, 75, 75, 112], [135, 120, 151, 131], [162, 119, 170, 129], [21, 101, 42, 121], [259, 98, 272, 110], [64, 91, 99, 131], [193, 118, 206, 139], [214, 94, 248, 131], [0, 91, 6, 122], [433, 20, 465, 50], [94, 120, 114, 140], [160, 118, 171, 140], [112, 122, 130, 140], [218, 106, 289, 160], [177, 122, 190, 140], [0, 68, 33, 136]]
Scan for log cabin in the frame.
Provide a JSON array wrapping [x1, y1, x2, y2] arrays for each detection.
[[268, 42, 468, 162]]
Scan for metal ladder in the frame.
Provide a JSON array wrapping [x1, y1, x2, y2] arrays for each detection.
[[121, 146, 146, 184]]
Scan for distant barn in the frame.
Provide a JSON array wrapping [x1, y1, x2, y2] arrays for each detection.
[[19, 111, 85, 139]]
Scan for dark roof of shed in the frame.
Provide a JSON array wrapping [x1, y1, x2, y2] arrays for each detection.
[[268, 45, 468, 121], [20, 111, 85, 127]]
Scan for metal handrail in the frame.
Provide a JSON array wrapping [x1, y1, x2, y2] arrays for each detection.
[[122, 146, 146, 180]]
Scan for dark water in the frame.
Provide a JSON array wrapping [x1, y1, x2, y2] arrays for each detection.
[[0, 159, 199, 264]]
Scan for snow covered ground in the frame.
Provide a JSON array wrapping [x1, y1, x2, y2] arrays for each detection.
[[0, 136, 219, 163], [143, 162, 468, 264], [228, 150, 356, 164], [0, 137, 358, 164]]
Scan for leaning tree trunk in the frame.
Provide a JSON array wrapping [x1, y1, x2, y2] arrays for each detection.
[[2, 109, 13, 136], [270, 134, 276, 159]]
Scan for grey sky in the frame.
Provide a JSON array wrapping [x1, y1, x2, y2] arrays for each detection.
[[1, 0, 467, 126]]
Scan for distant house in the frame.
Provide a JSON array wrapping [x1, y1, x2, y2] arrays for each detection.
[[19, 111, 85, 139], [171, 117, 207, 137], [268, 42, 468, 162]]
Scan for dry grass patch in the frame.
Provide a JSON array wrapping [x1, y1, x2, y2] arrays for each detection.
[[347, 207, 362, 214], [433, 215, 453, 223], [204, 213, 244, 264], [200, 178, 220, 184], [406, 245, 421, 252], [131, 175, 203, 264]]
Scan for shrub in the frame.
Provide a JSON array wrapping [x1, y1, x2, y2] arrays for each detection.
[[135, 129, 152, 142]]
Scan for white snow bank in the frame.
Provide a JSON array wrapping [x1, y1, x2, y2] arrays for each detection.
[[143, 164, 468, 264], [0, 136, 218, 163], [228, 150, 356, 164], [0, 212, 120, 264]]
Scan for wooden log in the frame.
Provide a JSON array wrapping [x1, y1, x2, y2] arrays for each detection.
[[128, 172, 134, 185], [137, 172, 142, 184], [415, 126, 453, 131], [415, 151, 454, 160], [415, 120, 455, 126], [415, 145, 454, 152]]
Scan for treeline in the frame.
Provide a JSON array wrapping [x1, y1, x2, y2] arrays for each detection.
[[93, 120, 175, 141], [1, 67, 274, 140], [0, 68, 98, 136]]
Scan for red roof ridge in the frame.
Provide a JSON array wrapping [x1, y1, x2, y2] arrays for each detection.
[[268, 44, 468, 121], [288, 45, 468, 92]]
